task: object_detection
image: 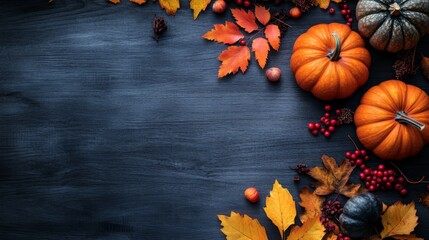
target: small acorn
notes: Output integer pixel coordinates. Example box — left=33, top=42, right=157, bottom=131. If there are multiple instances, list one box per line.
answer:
left=244, top=187, right=260, bottom=203
left=265, top=67, right=281, bottom=82
left=212, top=0, right=226, bottom=14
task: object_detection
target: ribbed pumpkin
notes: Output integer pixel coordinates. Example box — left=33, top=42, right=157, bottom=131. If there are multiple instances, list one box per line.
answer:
left=355, top=80, right=429, bottom=160
left=290, top=23, right=371, bottom=100
left=356, top=0, right=429, bottom=53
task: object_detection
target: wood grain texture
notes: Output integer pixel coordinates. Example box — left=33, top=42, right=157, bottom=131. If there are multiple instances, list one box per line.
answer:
left=0, top=1, right=428, bottom=239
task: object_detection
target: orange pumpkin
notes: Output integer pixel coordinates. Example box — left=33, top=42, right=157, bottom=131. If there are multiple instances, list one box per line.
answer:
left=355, top=80, right=429, bottom=160
left=290, top=23, right=371, bottom=100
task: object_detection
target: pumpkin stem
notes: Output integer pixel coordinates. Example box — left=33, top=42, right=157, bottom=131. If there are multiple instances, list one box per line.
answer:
left=395, top=111, right=425, bottom=131
left=389, top=2, right=401, bottom=16
left=327, top=33, right=341, bottom=61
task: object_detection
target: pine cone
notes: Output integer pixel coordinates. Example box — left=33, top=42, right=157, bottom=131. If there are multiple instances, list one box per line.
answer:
left=153, top=15, right=167, bottom=41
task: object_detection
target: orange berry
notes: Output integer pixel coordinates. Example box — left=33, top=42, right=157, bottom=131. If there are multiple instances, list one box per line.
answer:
left=244, top=187, right=260, bottom=203
left=289, top=7, right=302, bottom=19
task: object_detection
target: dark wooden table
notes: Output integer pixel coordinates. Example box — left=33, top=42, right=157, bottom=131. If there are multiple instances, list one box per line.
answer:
left=1, top=1, right=428, bottom=239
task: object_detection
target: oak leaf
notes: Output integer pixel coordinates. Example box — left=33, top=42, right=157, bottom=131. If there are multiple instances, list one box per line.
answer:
left=130, top=0, right=147, bottom=4
left=420, top=193, right=429, bottom=208
left=421, top=55, right=429, bottom=80
left=218, top=46, right=250, bottom=78
left=252, top=38, right=270, bottom=68
left=218, top=212, right=268, bottom=240
left=314, top=0, right=342, bottom=9
left=287, top=216, right=325, bottom=240
left=190, top=0, right=211, bottom=20
left=264, top=180, right=296, bottom=239
left=255, top=5, right=271, bottom=26
left=159, top=0, right=180, bottom=15
left=203, top=22, right=244, bottom=45
left=265, top=24, right=281, bottom=51
left=231, top=8, right=259, bottom=33
left=308, top=154, right=363, bottom=197
left=380, top=201, right=418, bottom=239
left=298, top=187, right=324, bottom=223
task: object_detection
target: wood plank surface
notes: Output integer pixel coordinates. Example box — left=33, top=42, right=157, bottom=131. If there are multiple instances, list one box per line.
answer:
left=0, top=0, right=428, bottom=239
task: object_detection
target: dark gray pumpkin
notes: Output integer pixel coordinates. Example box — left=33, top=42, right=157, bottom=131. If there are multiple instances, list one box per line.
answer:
left=356, top=0, right=429, bottom=53
left=339, top=192, right=382, bottom=239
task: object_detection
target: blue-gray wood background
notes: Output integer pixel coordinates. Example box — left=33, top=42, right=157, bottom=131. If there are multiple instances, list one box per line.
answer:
left=1, top=0, right=428, bottom=239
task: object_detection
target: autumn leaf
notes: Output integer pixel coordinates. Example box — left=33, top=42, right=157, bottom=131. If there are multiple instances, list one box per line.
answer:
left=255, top=5, right=271, bottom=26
left=391, top=235, right=423, bottom=240
left=298, top=187, right=324, bottom=223
left=130, top=0, right=147, bottom=4
left=218, top=46, right=250, bottom=78
left=265, top=24, right=281, bottom=51
left=421, top=55, right=429, bottom=80
left=264, top=180, right=296, bottom=239
left=218, top=212, right=268, bottom=240
left=109, top=0, right=121, bottom=3
left=190, top=0, right=211, bottom=20
left=159, top=0, right=180, bottom=15
left=287, top=216, right=325, bottom=240
left=231, top=8, right=259, bottom=33
left=203, top=22, right=244, bottom=45
left=308, top=154, right=364, bottom=198
left=380, top=201, right=418, bottom=239
left=420, top=193, right=429, bottom=208
left=252, top=38, right=270, bottom=68
left=314, top=0, right=342, bottom=9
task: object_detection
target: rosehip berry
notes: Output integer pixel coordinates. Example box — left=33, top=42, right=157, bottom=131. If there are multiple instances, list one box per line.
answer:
left=377, top=164, right=385, bottom=171
left=324, top=105, right=332, bottom=112
left=239, top=39, right=246, bottom=46
left=347, top=9, right=351, bottom=14
left=360, top=173, right=366, bottom=179
left=364, top=155, right=370, bottom=161
left=377, top=171, right=384, bottom=178
left=329, top=8, right=335, bottom=14
left=354, top=150, right=360, bottom=156
left=360, top=164, right=367, bottom=170
left=308, top=122, right=315, bottom=130
left=243, top=0, right=251, bottom=8
left=328, top=126, right=335, bottom=132
left=314, top=123, right=321, bottom=129
left=364, top=169, right=371, bottom=175
left=343, top=4, right=348, bottom=9
left=312, top=130, right=319, bottom=136
left=395, top=183, right=403, bottom=191
left=346, top=22, right=351, bottom=27
left=348, top=18, right=353, bottom=23
left=330, top=119, right=338, bottom=126
left=289, top=7, right=302, bottom=19
left=320, top=128, right=326, bottom=133
left=335, top=109, right=341, bottom=115
left=388, top=176, right=395, bottom=182
left=400, top=188, right=408, bottom=196
left=386, top=182, right=393, bottom=189
left=369, top=185, right=375, bottom=191
left=320, top=116, right=326, bottom=122
left=324, top=113, right=330, bottom=118
left=212, top=0, right=227, bottom=14
left=387, top=169, right=395, bottom=176
left=398, top=177, right=405, bottom=183
left=345, top=151, right=351, bottom=158
left=356, top=159, right=363, bottom=165
left=360, top=149, right=367, bottom=156
left=426, top=184, right=429, bottom=192
left=382, top=176, right=388, bottom=182
left=244, top=187, right=259, bottom=203
left=235, top=0, right=243, bottom=5
left=351, top=154, right=357, bottom=160
left=341, top=9, right=347, bottom=15
left=324, top=131, right=331, bottom=138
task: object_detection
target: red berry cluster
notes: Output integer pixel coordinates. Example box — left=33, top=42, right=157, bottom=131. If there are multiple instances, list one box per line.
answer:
left=308, top=105, right=341, bottom=138
left=338, top=1, right=353, bottom=27
left=337, top=233, right=351, bottom=240
left=359, top=164, right=408, bottom=196
left=235, top=0, right=251, bottom=8
left=321, top=200, right=343, bottom=232
left=345, top=149, right=369, bottom=166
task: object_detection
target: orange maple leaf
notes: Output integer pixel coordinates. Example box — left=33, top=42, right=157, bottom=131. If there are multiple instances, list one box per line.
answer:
left=298, top=187, right=324, bottom=223
left=203, top=22, right=244, bottom=45
left=130, top=0, right=147, bottom=4
left=314, top=0, right=342, bottom=9
left=265, top=24, right=280, bottom=51
left=159, top=0, right=180, bottom=15
left=252, top=38, right=270, bottom=68
left=255, top=5, right=270, bottom=26
left=231, top=8, right=259, bottom=33
left=109, top=0, right=121, bottom=3
left=308, top=155, right=364, bottom=197
left=287, top=216, right=326, bottom=240
left=218, top=212, right=268, bottom=240
left=218, top=46, right=250, bottom=78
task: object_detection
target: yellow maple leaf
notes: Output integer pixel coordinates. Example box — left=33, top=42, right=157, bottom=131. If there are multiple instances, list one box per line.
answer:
left=130, top=0, right=147, bottom=4
left=314, top=0, right=341, bottom=9
left=287, top=216, right=325, bottom=240
left=380, top=201, right=418, bottom=239
left=264, top=180, right=296, bottom=239
left=218, top=212, right=268, bottom=240
left=190, top=0, right=211, bottom=20
left=159, top=0, right=180, bottom=15
left=420, top=193, right=429, bottom=208
left=391, top=235, right=424, bottom=240
left=298, top=187, right=324, bottom=223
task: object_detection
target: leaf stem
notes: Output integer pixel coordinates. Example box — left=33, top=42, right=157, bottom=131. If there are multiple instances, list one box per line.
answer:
left=389, top=162, right=429, bottom=184
left=271, top=16, right=293, bottom=28
left=347, top=135, right=360, bottom=151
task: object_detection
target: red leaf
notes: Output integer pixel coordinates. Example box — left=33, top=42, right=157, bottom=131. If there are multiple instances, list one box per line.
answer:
left=265, top=24, right=281, bottom=51
left=252, top=38, right=270, bottom=68
left=255, top=5, right=270, bottom=26
left=203, top=22, right=244, bottom=45
left=218, top=46, right=251, bottom=78
left=231, top=8, right=259, bottom=33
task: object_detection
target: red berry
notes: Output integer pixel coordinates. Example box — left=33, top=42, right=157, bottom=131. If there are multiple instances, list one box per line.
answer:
left=244, top=187, right=260, bottom=203
left=308, top=123, right=315, bottom=130
left=398, top=177, right=405, bottom=183
left=240, top=39, right=246, bottom=46
left=387, top=170, right=395, bottom=176
left=377, top=164, right=385, bottom=171
left=341, top=9, right=347, bottom=15
left=345, top=15, right=350, bottom=19
left=348, top=18, right=353, bottom=23
left=343, top=4, right=348, bottom=9
left=324, top=131, right=331, bottom=138
left=314, top=123, right=321, bottom=129
left=360, top=173, right=366, bottom=179
left=377, top=171, right=383, bottom=178
left=386, top=182, right=393, bottom=189
left=345, top=151, right=351, bottom=158
left=328, top=126, right=335, bottom=132
left=330, top=119, right=338, bottom=126
left=360, top=164, right=367, bottom=170
left=243, top=0, right=251, bottom=8
left=350, top=160, right=355, bottom=165
left=369, top=185, right=375, bottom=191
left=320, top=116, right=326, bottom=122
left=347, top=9, right=351, bottom=14
left=324, top=105, right=332, bottom=112
left=344, top=237, right=350, bottom=240
left=364, top=169, right=371, bottom=175
left=395, top=183, right=403, bottom=191
left=320, top=128, right=326, bottom=133
left=426, top=184, right=429, bottom=192
left=372, top=170, right=378, bottom=175
left=356, top=159, right=363, bottom=165
left=382, top=176, right=388, bottom=182
left=365, top=176, right=371, bottom=181
left=335, top=109, right=341, bottom=115
left=388, top=176, right=395, bottom=182
left=354, top=150, right=360, bottom=156
left=235, top=0, right=243, bottom=5
left=289, top=7, right=302, bottom=19
left=324, top=113, right=330, bottom=118
left=351, top=154, right=357, bottom=160
left=346, top=22, right=351, bottom=27
left=312, top=130, right=319, bottom=136
left=364, top=155, right=370, bottom=161
left=400, top=188, right=408, bottom=196
left=360, top=149, right=367, bottom=156
left=329, top=8, right=335, bottom=14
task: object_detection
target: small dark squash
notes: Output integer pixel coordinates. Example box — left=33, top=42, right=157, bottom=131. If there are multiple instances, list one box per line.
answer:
left=339, top=192, right=382, bottom=239
left=356, top=0, right=429, bottom=53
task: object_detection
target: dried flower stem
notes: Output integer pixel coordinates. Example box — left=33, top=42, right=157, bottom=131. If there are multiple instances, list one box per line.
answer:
left=347, top=135, right=360, bottom=151
left=390, top=162, right=429, bottom=184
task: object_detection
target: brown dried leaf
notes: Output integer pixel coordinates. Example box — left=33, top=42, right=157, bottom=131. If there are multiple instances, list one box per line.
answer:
left=298, top=187, right=324, bottom=223
left=308, top=155, right=364, bottom=197
left=420, top=193, right=429, bottom=208
left=421, top=55, right=429, bottom=80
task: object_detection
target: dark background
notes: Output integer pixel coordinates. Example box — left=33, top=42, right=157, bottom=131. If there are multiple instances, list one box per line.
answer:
left=0, top=0, right=428, bottom=239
